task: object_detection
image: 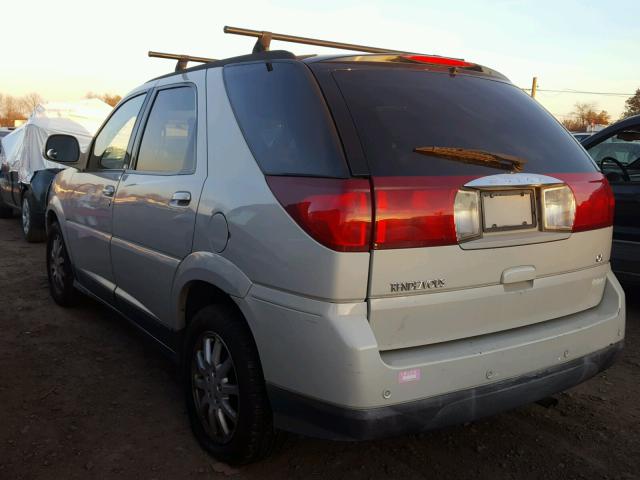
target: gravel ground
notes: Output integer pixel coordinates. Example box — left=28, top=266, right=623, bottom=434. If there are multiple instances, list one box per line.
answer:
left=0, top=216, right=639, bottom=480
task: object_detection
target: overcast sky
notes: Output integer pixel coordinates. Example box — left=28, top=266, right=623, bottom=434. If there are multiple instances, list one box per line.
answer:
left=2, top=0, right=638, bottom=120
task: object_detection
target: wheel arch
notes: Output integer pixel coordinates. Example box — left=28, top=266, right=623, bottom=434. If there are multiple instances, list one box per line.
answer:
left=45, top=196, right=66, bottom=235
left=172, top=251, right=253, bottom=332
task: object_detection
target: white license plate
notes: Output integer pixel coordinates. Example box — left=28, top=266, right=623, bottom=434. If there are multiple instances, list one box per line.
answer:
left=482, top=190, right=534, bottom=231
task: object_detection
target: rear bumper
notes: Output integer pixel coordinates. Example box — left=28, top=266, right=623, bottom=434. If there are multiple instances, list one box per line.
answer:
left=237, top=269, right=625, bottom=439
left=268, top=341, right=622, bottom=440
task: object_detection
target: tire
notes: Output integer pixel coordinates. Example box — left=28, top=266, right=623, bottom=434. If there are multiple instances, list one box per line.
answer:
left=184, top=304, right=278, bottom=465
left=21, top=194, right=45, bottom=242
left=47, top=222, right=77, bottom=307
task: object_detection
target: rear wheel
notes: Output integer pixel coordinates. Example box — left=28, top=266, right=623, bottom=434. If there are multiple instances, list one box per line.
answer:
left=47, top=222, right=77, bottom=306
left=21, top=194, right=45, bottom=242
left=184, top=305, right=278, bottom=465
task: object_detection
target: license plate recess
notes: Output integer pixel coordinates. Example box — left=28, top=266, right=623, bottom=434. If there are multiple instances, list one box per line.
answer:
left=482, top=190, right=535, bottom=232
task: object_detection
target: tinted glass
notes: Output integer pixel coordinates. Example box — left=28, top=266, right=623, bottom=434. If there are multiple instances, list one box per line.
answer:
left=136, top=87, right=197, bottom=173
left=587, top=130, right=640, bottom=182
left=224, top=61, right=348, bottom=177
left=92, top=94, right=145, bottom=169
left=334, top=68, right=597, bottom=176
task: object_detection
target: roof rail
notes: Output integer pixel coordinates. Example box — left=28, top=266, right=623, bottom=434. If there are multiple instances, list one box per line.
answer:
left=223, top=26, right=411, bottom=55
left=148, top=51, right=217, bottom=72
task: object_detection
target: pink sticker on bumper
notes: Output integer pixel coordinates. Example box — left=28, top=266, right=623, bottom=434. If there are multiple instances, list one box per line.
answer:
left=398, top=368, right=421, bottom=384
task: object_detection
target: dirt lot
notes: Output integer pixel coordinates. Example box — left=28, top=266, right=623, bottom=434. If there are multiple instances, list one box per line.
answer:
left=0, top=217, right=639, bottom=480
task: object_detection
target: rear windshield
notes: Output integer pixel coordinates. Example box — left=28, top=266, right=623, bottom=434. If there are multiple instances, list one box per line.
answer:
left=224, top=61, right=349, bottom=177
left=333, top=68, right=596, bottom=176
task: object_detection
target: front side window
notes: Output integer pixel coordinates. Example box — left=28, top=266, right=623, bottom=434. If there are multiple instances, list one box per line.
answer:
left=135, top=87, right=197, bottom=173
left=92, top=94, right=146, bottom=170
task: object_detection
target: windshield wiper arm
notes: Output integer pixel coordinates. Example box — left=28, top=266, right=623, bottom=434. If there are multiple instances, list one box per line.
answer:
left=413, top=146, right=527, bottom=172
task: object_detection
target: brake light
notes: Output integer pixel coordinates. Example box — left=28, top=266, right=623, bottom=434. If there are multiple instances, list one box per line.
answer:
left=373, top=177, right=474, bottom=249
left=266, top=176, right=372, bottom=252
left=555, top=173, right=615, bottom=232
left=403, top=55, right=474, bottom=68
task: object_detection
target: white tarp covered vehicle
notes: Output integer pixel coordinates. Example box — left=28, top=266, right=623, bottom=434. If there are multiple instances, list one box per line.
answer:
left=0, top=99, right=112, bottom=241
left=0, top=99, right=112, bottom=184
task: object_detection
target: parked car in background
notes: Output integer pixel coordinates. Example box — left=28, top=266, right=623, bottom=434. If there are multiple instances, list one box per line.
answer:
left=572, top=132, right=592, bottom=142
left=0, top=100, right=111, bottom=241
left=581, top=114, right=640, bottom=284
left=43, top=36, right=625, bottom=465
left=0, top=128, right=11, bottom=156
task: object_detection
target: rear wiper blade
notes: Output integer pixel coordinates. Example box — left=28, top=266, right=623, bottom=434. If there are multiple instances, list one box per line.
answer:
left=413, top=146, right=527, bottom=172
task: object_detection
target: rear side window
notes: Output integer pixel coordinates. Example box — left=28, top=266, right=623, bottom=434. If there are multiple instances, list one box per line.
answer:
left=224, top=61, right=349, bottom=177
left=136, top=87, right=197, bottom=173
left=333, top=68, right=596, bottom=176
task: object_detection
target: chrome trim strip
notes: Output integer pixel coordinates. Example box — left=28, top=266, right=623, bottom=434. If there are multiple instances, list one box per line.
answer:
left=465, top=173, right=563, bottom=188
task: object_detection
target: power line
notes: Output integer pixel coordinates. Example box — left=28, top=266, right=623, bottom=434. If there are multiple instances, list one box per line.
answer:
left=521, top=88, right=634, bottom=97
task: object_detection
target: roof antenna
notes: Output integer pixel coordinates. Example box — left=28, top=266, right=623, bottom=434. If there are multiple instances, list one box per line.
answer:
left=253, top=31, right=272, bottom=53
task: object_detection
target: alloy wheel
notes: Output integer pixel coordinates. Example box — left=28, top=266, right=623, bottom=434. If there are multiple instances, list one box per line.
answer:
left=22, top=198, right=30, bottom=235
left=191, top=332, right=239, bottom=443
left=49, top=234, right=66, bottom=291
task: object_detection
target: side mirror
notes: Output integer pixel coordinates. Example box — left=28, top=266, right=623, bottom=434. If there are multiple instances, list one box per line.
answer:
left=44, top=134, right=80, bottom=163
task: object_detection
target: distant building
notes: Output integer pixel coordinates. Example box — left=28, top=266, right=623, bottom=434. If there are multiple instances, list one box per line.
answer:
left=586, top=122, right=606, bottom=133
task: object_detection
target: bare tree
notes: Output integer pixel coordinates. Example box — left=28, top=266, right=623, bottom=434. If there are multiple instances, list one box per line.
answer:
left=562, top=102, right=610, bottom=132
left=0, top=95, right=29, bottom=127
left=86, top=92, right=122, bottom=107
left=20, top=92, right=44, bottom=114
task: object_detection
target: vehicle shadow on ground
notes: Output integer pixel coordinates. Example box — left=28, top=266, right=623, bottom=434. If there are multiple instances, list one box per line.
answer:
left=0, top=216, right=637, bottom=480
left=42, top=284, right=640, bottom=479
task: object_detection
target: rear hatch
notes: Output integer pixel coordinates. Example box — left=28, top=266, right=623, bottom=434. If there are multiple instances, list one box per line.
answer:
left=314, top=59, right=615, bottom=351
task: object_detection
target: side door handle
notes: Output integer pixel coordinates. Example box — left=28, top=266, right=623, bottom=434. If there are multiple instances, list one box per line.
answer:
left=170, top=191, right=191, bottom=207
left=102, top=185, right=115, bottom=197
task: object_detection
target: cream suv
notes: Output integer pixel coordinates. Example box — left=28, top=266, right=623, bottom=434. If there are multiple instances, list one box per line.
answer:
left=44, top=42, right=625, bottom=464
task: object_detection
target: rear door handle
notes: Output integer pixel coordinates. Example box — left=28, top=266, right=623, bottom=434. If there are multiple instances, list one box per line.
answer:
left=170, top=191, right=191, bottom=207
left=102, top=185, right=115, bottom=197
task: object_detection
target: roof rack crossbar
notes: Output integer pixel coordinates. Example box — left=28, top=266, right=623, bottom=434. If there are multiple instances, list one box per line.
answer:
left=148, top=51, right=217, bottom=72
left=223, top=26, right=411, bottom=55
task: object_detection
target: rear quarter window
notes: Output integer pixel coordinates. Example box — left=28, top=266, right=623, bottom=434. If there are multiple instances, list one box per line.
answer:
left=333, top=68, right=597, bottom=176
left=224, top=60, right=349, bottom=177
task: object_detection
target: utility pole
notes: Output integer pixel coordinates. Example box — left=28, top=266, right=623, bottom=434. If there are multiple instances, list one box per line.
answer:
left=531, top=77, right=538, bottom=98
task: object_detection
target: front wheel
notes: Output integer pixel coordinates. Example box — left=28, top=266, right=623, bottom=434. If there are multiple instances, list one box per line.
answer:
left=184, top=304, right=278, bottom=465
left=47, top=222, right=77, bottom=306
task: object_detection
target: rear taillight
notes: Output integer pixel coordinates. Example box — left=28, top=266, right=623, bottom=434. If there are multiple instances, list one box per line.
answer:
left=372, top=177, right=473, bottom=249
left=266, top=176, right=372, bottom=252
left=555, top=173, right=615, bottom=232
left=267, top=172, right=613, bottom=253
